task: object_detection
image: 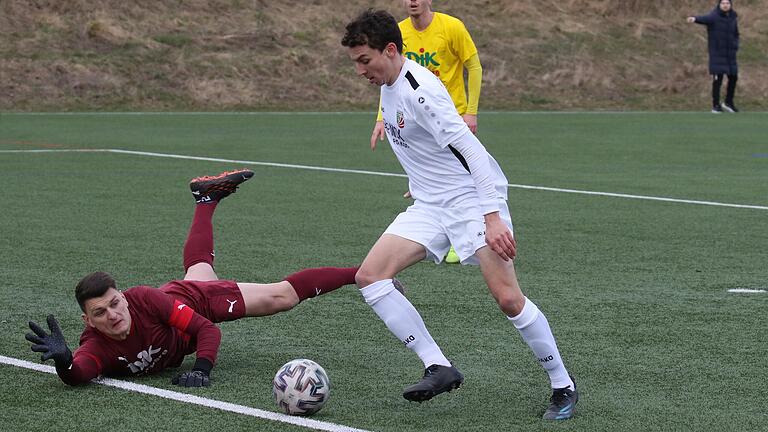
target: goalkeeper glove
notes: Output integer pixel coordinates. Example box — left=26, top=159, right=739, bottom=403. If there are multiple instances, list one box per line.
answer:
left=26, top=315, right=73, bottom=369
left=172, top=358, right=213, bottom=387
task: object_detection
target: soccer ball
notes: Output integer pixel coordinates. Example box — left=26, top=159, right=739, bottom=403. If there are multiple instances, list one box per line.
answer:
left=272, top=359, right=331, bottom=416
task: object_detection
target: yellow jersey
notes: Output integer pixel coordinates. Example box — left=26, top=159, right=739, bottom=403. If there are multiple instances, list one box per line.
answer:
left=399, top=12, right=478, bottom=115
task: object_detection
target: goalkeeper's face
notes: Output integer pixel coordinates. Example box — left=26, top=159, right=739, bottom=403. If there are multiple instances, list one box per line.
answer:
left=82, top=288, right=132, bottom=341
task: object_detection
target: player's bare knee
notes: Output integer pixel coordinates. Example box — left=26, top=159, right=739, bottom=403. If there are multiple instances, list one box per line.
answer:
left=495, top=292, right=526, bottom=316
left=355, top=267, right=379, bottom=288
left=276, top=295, right=299, bottom=312
left=183, top=263, right=218, bottom=282
left=261, top=296, right=298, bottom=315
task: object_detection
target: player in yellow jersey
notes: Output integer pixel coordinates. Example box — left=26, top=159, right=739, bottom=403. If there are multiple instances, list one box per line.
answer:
left=371, top=0, right=483, bottom=264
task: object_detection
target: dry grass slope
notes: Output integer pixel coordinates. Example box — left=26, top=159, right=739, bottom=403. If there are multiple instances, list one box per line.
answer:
left=1, top=0, right=766, bottom=111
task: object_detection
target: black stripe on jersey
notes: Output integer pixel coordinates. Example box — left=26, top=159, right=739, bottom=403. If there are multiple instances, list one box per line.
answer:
left=447, top=145, right=471, bottom=173
left=405, top=71, right=420, bottom=90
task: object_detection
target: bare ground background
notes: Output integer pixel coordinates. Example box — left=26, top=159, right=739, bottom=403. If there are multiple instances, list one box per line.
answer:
left=1, top=0, right=766, bottom=111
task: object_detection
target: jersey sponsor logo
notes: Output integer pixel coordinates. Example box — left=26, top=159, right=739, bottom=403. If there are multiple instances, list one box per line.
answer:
left=405, top=48, right=440, bottom=68
left=383, top=120, right=408, bottom=148
left=396, top=110, right=405, bottom=128
left=405, top=50, right=441, bottom=77
left=177, top=303, right=187, bottom=310
left=118, top=345, right=168, bottom=374
left=226, top=299, right=237, bottom=313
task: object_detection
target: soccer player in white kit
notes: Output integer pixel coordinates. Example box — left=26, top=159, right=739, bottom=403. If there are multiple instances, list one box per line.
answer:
left=342, top=10, right=579, bottom=420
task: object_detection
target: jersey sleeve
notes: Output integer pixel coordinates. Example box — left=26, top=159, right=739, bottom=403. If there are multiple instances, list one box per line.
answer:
left=449, top=18, right=479, bottom=63
left=55, top=341, right=103, bottom=386
left=376, top=95, right=384, bottom=122
left=447, top=132, right=501, bottom=215
left=464, top=53, right=482, bottom=115
left=409, top=74, right=471, bottom=147
left=139, top=287, right=223, bottom=366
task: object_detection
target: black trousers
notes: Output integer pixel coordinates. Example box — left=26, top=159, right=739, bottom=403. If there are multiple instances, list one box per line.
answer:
left=712, top=73, right=738, bottom=107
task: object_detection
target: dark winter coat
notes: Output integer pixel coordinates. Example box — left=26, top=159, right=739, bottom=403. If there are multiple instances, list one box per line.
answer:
left=695, top=3, right=739, bottom=75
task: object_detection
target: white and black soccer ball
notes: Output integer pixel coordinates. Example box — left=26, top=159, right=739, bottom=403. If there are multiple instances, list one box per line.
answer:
left=272, top=359, right=331, bottom=416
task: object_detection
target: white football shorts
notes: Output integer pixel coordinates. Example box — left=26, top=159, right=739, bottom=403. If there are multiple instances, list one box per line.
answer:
left=383, top=200, right=514, bottom=265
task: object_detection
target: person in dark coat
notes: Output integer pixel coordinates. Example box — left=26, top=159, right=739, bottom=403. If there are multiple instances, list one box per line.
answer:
left=687, top=0, right=740, bottom=113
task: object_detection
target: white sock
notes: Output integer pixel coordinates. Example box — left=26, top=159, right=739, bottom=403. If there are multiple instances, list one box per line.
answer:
left=360, top=279, right=451, bottom=368
left=509, top=297, right=573, bottom=389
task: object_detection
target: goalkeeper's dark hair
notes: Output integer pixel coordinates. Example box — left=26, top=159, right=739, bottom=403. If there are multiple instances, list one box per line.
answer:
left=76, top=271, right=117, bottom=312
left=341, top=9, right=403, bottom=54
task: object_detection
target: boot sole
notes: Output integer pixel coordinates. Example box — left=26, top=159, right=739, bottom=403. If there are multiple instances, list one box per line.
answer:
left=402, top=379, right=463, bottom=402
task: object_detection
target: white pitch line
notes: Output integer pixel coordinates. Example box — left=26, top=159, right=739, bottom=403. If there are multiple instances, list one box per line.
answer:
left=3, top=148, right=768, bottom=211
left=0, top=149, right=107, bottom=153
left=505, top=183, right=768, bottom=210
left=727, top=288, right=767, bottom=293
left=0, top=354, right=372, bottom=432
left=103, top=149, right=768, bottom=211
left=107, top=149, right=408, bottom=178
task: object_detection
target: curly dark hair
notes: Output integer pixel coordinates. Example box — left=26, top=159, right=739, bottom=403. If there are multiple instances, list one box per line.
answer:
left=341, top=9, right=403, bottom=53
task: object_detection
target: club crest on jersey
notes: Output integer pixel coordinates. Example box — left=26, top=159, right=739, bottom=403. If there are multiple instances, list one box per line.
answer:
left=397, top=111, right=405, bottom=128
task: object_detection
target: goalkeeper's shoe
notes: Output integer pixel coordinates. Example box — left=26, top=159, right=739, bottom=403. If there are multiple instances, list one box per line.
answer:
left=543, top=376, right=579, bottom=420
left=190, top=169, right=254, bottom=204
left=402, top=363, right=463, bottom=402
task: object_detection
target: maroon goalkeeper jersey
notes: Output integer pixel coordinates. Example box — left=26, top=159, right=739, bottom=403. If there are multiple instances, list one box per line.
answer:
left=58, top=285, right=224, bottom=385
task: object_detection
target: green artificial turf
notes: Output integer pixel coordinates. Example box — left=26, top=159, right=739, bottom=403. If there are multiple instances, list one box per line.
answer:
left=0, top=112, right=766, bottom=431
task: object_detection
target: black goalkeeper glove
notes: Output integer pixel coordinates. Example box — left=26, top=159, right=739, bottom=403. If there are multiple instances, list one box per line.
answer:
left=172, top=358, right=212, bottom=387
left=25, top=314, right=73, bottom=369
left=172, top=370, right=210, bottom=387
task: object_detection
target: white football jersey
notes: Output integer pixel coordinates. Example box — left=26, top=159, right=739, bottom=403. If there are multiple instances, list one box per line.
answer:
left=380, top=58, right=508, bottom=210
